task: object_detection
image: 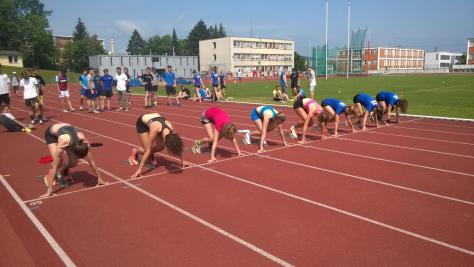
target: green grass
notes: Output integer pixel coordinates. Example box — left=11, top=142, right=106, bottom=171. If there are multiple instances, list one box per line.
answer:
left=2, top=66, right=80, bottom=84
left=132, top=74, right=474, bottom=119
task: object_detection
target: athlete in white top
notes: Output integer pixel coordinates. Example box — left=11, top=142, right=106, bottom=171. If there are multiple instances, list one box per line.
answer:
left=307, top=65, right=317, bottom=99
left=19, top=70, right=40, bottom=124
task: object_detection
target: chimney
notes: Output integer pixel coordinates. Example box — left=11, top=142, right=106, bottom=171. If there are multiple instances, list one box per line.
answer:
left=110, top=37, right=115, bottom=55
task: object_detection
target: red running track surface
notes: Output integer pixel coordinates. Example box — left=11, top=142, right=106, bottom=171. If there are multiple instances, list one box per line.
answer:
left=0, top=85, right=473, bottom=266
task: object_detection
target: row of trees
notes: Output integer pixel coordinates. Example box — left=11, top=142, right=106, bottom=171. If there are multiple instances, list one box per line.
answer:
left=0, top=0, right=57, bottom=68
left=127, top=20, right=226, bottom=56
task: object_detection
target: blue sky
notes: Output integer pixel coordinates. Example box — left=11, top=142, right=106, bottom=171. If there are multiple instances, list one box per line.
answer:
left=43, top=0, right=474, bottom=55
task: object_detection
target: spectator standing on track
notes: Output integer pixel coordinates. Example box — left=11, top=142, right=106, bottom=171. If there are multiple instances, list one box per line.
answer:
left=307, top=65, right=317, bottom=99
left=57, top=70, right=75, bottom=112
left=93, top=69, right=104, bottom=111
left=192, top=70, right=204, bottom=103
left=0, top=64, right=11, bottom=110
left=290, top=69, right=299, bottom=98
left=192, top=107, right=242, bottom=163
left=86, top=68, right=99, bottom=113
left=100, top=68, right=114, bottom=110
left=219, top=70, right=226, bottom=98
left=11, top=72, right=20, bottom=97
left=210, top=67, right=223, bottom=101
left=78, top=68, right=88, bottom=110
left=32, top=68, right=48, bottom=122
left=279, top=66, right=289, bottom=101
left=20, top=69, right=41, bottom=124
left=141, top=67, right=154, bottom=108
left=124, top=67, right=132, bottom=106
left=151, top=67, right=159, bottom=106
left=163, top=65, right=179, bottom=106
left=115, top=67, right=129, bottom=111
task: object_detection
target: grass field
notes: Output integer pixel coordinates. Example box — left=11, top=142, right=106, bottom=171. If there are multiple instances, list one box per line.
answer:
left=2, top=65, right=473, bottom=118
left=132, top=74, right=474, bottom=119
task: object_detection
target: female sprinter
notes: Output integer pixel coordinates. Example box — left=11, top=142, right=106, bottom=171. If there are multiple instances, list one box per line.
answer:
left=129, top=113, right=186, bottom=178
left=289, top=97, right=330, bottom=143
left=375, top=91, right=408, bottom=124
left=321, top=98, right=356, bottom=137
left=240, top=105, right=287, bottom=153
left=42, top=123, right=107, bottom=197
left=192, top=107, right=242, bottom=162
left=353, top=93, right=381, bottom=131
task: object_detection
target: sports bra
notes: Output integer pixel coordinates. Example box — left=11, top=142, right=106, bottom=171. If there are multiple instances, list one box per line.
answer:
left=57, top=126, right=79, bottom=146
left=259, top=106, right=277, bottom=119
left=147, top=117, right=172, bottom=133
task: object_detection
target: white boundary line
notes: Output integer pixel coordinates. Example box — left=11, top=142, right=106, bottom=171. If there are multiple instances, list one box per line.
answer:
left=366, top=132, right=474, bottom=146
left=408, top=121, right=474, bottom=129
left=0, top=175, right=76, bottom=266
left=399, top=113, right=474, bottom=122
left=20, top=131, right=293, bottom=267
left=394, top=126, right=474, bottom=136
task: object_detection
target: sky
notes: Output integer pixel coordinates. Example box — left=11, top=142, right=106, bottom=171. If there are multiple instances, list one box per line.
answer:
left=43, top=0, right=474, bottom=56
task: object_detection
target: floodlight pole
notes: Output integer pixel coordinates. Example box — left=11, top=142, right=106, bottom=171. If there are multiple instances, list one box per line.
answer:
left=346, top=0, right=351, bottom=79
left=325, top=0, right=328, bottom=80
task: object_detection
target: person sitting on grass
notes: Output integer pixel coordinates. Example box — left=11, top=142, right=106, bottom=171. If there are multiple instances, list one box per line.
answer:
left=197, top=87, right=212, bottom=102
left=289, top=97, right=330, bottom=143
left=321, top=98, right=357, bottom=137
left=375, top=91, right=408, bottom=124
left=294, top=85, right=307, bottom=100
left=177, top=85, right=191, bottom=99
left=42, top=122, right=108, bottom=197
left=129, top=113, right=186, bottom=178
left=239, top=105, right=287, bottom=153
left=192, top=107, right=242, bottom=163
left=273, top=85, right=288, bottom=103
left=353, top=93, right=382, bottom=131
left=0, top=106, right=35, bottom=133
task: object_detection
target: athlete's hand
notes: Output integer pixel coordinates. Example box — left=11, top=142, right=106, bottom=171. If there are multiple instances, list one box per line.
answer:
left=257, top=148, right=265, bottom=153
left=131, top=169, right=142, bottom=178
left=297, top=140, right=307, bottom=144
left=207, top=157, right=217, bottom=163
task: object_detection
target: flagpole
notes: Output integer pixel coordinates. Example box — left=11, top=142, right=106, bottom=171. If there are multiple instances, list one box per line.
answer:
left=346, top=0, right=351, bottom=78
left=325, top=0, right=328, bottom=80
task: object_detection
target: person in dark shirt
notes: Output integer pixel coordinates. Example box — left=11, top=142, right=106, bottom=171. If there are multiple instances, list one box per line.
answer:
left=141, top=67, right=154, bottom=108
left=100, top=68, right=114, bottom=110
left=177, top=85, right=191, bottom=99
left=290, top=69, right=299, bottom=98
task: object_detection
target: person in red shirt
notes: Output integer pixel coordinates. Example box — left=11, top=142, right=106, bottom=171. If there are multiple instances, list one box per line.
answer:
left=57, top=70, right=75, bottom=112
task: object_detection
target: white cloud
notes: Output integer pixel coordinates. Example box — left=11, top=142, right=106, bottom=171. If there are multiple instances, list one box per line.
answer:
left=114, top=19, right=147, bottom=35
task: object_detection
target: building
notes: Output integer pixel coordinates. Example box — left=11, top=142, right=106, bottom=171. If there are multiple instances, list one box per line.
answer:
left=0, top=51, right=23, bottom=67
left=424, top=52, right=462, bottom=70
left=468, top=38, right=474, bottom=65
left=53, top=35, right=105, bottom=51
left=89, top=55, right=199, bottom=78
left=337, top=47, right=424, bottom=74
left=199, top=37, right=294, bottom=77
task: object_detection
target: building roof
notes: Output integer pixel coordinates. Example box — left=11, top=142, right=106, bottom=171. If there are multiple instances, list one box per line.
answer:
left=201, top=36, right=293, bottom=43
left=53, top=34, right=105, bottom=41
left=0, top=50, right=20, bottom=55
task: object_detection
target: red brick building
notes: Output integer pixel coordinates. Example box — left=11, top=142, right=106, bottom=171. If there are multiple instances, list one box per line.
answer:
left=467, top=38, right=474, bottom=65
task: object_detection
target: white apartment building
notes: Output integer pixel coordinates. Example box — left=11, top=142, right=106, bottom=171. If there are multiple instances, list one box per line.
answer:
left=199, top=37, right=294, bottom=77
left=424, top=51, right=462, bottom=70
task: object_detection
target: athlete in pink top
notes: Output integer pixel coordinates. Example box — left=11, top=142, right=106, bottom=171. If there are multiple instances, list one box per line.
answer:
left=290, top=97, right=330, bottom=143
left=193, top=107, right=242, bottom=162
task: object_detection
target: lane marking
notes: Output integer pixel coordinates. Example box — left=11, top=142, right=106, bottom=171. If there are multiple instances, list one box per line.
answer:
left=0, top=175, right=76, bottom=266
left=394, top=126, right=474, bottom=136
left=366, top=131, right=474, bottom=146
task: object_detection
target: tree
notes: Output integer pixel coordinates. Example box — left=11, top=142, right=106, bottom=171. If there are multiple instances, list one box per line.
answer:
left=144, top=34, right=173, bottom=55
left=457, top=53, right=466, bottom=65
left=72, top=18, right=89, bottom=41
left=294, top=52, right=306, bottom=71
left=0, top=0, right=57, bottom=68
left=186, top=19, right=209, bottom=55
left=171, top=28, right=181, bottom=55
left=217, top=23, right=226, bottom=38
left=208, top=24, right=217, bottom=38
left=127, top=29, right=146, bottom=55
left=63, top=35, right=105, bottom=72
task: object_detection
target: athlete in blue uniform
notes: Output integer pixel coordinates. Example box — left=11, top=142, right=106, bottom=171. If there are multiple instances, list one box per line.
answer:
left=78, top=68, right=88, bottom=110
left=239, top=106, right=287, bottom=153
left=210, top=68, right=223, bottom=101
left=375, top=91, right=408, bottom=124
left=353, top=93, right=381, bottom=130
left=321, top=98, right=356, bottom=136
left=192, top=70, right=204, bottom=103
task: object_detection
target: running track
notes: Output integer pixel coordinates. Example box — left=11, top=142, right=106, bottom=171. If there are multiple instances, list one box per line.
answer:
left=0, top=85, right=473, bottom=266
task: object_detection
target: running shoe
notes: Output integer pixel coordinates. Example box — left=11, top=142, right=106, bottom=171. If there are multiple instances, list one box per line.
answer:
left=243, top=132, right=251, bottom=145
left=129, top=148, right=139, bottom=165
left=79, top=106, right=83, bottom=110
left=92, top=110, right=100, bottom=114
left=289, top=126, right=298, bottom=139
left=70, top=108, right=76, bottom=112
left=38, top=119, right=44, bottom=124
left=63, top=109, right=69, bottom=113
left=31, top=120, right=36, bottom=124
left=191, top=140, right=202, bottom=154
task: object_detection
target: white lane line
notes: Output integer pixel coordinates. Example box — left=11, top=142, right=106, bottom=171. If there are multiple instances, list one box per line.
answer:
left=394, top=126, right=474, bottom=136
left=366, top=131, right=474, bottom=146
left=195, top=164, right=474, bottom=256
left=338, top=138, right=474, bottom=159
left=0, top=175, right=76, bottom=267
left=408, top=121, right=474, bottom=129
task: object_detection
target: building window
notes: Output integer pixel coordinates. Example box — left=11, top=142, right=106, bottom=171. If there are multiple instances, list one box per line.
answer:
left=440, top=55, right=450, bottom=60
left=234, top=41, right=241, bottom=48
left=213, top=54, right=216, bottom=61
left=121, top=57, right=123, bottom=65
left=8, top=56, right=13, bottom=63
left=111, top=57, right=113, bottom=66
left=213, top=42, right=216, bottom=49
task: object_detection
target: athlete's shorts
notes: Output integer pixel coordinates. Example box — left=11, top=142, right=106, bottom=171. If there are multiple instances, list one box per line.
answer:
left=310, top=84, right=316, bottom=93
left=59, top=90, right=70, bottom=98
left=44, top=125, right=58, bottom=145
left=136, top=116, right=149, bottom=134
left=293, top=98, right=304, bottom=110
left=80, top=88, right=86, bottom=96
left=199, top=113, right=211, bottom=125
left=24, top=97, right=38, bottom=107
left=103, top=90, right=113, bottom=97
left=353, top=94, right=361, bottom=104
left=165, top=86, right=176, bottom=96
left=85, top=90, right=96, bottom=100
left=152, top=85, right=158, bottom=92
left=250, top=108, right=260, bottom=121
left=95, top=88, right=103, bottom=97
left=0, top=93, right=10, bottom=105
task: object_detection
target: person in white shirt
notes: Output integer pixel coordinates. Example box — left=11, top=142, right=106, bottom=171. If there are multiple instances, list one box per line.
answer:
left=0, top=64, right=11, bottom=110
left=306, top=65, right=317, bottom=99
left=115, top=67, right=129, bottom=111
left=20, top=69, right=41, bottom=124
